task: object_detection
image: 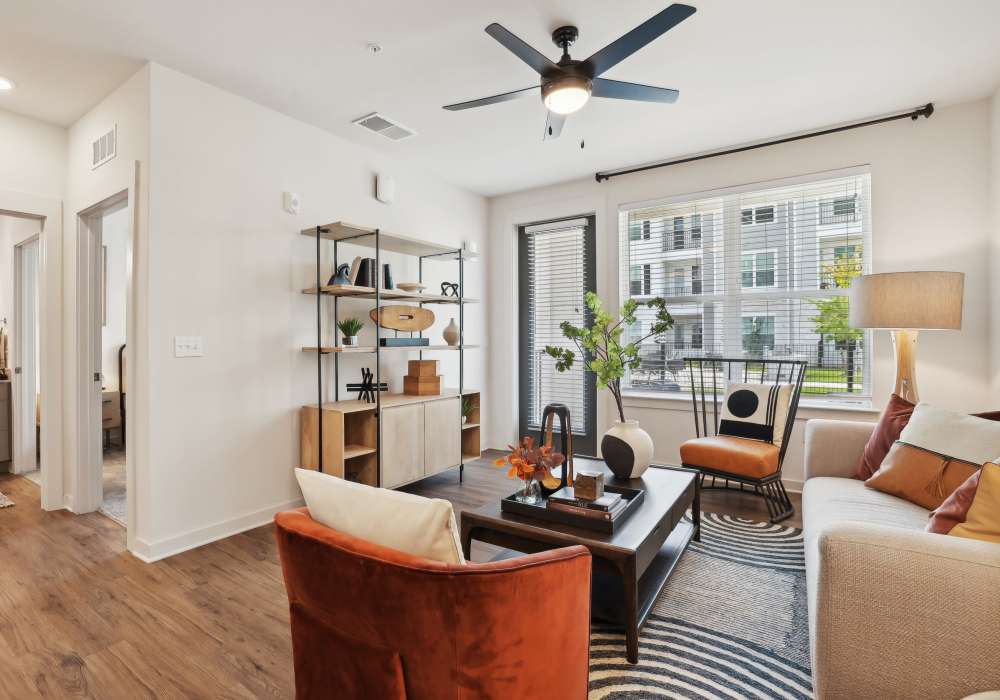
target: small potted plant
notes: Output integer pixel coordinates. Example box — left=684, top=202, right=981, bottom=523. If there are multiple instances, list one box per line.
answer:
left=461, top=397, right=473, bottom=424
left=337, top=318, right=364, bottom=347
left=545, top=292, right=673, bottom=479
left=494, top=436, right=565, bottom=504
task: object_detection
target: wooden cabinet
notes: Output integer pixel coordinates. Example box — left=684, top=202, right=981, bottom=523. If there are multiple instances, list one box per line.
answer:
left=423, top=397, right=461, bottom=476
left=299, top=390, right=480, bottom=490
left=380, top=403, right=425, bottom=489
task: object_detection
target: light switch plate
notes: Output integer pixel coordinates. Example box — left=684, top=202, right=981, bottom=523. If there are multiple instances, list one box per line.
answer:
left=174, top=335, right=204, bottom=357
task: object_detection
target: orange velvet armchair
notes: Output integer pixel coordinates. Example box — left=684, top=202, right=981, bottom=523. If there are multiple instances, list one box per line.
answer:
left=275, top=508, right=592, bottom=699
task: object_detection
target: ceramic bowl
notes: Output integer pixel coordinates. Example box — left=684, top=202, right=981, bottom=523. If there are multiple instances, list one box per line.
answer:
left=396, top=282, right=426, bottom=293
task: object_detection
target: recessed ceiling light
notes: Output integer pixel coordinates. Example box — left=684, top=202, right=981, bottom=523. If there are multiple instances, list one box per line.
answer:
left=0, top=76, right=15, bottom=91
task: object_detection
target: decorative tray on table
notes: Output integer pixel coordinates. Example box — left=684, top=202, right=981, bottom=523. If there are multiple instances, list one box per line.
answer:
left=499, top=484, right=644, bottom=534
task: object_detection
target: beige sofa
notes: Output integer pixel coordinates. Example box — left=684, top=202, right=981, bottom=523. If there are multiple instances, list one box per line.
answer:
left=802, top=419, right=1000, bottom=700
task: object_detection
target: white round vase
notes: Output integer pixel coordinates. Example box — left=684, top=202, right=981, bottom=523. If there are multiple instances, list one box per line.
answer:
left=600, top=420, right=654, bottom=479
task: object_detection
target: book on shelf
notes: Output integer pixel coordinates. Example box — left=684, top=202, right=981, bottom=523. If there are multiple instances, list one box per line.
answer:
left=355, top=258, right=370, bottom=288
left=348, top=256, right=363, bottom=285
left=547, top=498, right=627, bottom=521
left=547, top=487, right=622, bottom=512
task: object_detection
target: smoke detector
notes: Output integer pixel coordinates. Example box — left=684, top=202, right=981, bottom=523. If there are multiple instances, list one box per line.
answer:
left=352, top=112, right=415, bottom=141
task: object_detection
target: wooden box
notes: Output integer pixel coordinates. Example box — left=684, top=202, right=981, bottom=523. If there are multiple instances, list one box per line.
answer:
left=403, top=374, right=441, bottom=396
left=407, top=359, right=439, bottom=378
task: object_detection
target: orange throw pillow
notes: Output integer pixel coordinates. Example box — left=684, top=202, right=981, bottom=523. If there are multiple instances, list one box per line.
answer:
left=855, top=394, right=915, bottom=480
left=864, top=441, right=979, bottom=510
left=927, top=461, right=1000, bottom=543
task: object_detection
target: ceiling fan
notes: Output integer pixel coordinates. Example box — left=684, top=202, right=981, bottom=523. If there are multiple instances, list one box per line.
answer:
left=443, top=4, right=696, bottom=141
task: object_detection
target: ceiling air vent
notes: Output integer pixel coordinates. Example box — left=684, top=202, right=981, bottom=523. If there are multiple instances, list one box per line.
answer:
left=352, top=112, right=415, bottom=141
left=91, top=124, right=117, bottom=170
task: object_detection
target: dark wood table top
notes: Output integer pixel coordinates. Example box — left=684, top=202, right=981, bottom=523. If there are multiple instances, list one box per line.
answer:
left=461, top=458, right=696, bottom=556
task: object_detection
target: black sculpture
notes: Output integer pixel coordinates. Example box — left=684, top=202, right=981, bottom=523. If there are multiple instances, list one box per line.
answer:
left=539, top=403, right=574, bottom=496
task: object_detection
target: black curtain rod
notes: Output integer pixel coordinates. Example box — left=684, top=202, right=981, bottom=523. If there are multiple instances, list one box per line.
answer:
left=595, top=102, right=934, bottom=183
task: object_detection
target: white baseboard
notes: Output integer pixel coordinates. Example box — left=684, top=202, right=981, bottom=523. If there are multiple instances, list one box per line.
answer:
left=129, top=496, right=305, bottom=563
left=782, top=478, right=803, bottom=494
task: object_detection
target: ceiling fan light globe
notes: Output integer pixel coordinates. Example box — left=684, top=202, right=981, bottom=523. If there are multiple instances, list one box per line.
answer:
left=542, top=76, right=592, bottom=115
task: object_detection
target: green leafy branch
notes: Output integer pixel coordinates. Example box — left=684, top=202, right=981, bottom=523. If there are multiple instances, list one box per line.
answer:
left=544, top=292, right=674, bottom=422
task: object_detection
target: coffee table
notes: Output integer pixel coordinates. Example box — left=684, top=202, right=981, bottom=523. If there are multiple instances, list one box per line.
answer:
left=460, top=458, right=699, bottom=663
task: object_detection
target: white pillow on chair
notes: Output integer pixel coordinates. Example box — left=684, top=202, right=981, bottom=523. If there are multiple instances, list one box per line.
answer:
left=718, top=382, right=794, bottom=447
left=295, top=468, right=465, bottom=565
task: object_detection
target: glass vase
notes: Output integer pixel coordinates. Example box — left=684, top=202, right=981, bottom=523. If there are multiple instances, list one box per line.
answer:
left=515, top=479, right=541, bottom=505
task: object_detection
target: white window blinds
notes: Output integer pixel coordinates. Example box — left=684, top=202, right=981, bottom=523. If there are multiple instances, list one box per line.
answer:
left=619, top=171, right=871, bottom=403
left=523, top=218, right=592, bottom=432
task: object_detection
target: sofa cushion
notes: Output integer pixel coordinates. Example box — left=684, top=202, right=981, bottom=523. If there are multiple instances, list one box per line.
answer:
left=294, top=468, right=465, bottom=565
left=854, top=393, right=915, bottom=480
left=899, top=403, right=1000, bottom=466
left=680, top=435, right=780, bottom=479
left=927, top=461, right=1000, bottom=544
left=803, top=476, right=930, bottom=548
left=864, top=441, right=980, bottom=510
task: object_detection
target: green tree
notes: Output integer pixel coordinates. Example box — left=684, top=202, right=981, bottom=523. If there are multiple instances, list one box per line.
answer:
left=544, top=292, right=674, bottom=423
left=810, top=252, right=863, bottom=392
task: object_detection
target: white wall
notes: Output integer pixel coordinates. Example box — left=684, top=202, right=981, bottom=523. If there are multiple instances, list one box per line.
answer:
left=0, top=109, right=66, bottom=198
left=141, top=64, right=487, bottom=559
left=991, top=89, right=1000, bottom=398
left=488, top=98, right=996, bottom=489
left=65, top=65, right=149, bottom=524
left=101, top=204, right=128, bottom=391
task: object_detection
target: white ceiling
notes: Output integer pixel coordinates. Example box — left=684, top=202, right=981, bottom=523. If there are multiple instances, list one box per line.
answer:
left=2, top=0, right=1000, bottom=196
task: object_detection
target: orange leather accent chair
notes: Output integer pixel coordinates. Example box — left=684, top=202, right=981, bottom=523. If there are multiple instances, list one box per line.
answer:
left=679, top=435, right=780, bottom=480
left=275, top=508, right=592, bottom=699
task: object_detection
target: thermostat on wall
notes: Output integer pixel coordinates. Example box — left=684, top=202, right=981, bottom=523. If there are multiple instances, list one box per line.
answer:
left=375, top=174, right=395, bottom=204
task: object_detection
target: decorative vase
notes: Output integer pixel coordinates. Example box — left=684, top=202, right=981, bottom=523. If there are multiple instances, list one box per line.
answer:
left=600, top=420, right=654, bottom=480
left=329, top=263, right=352, bottom=286
left=342, top=335, right=357, bottom=347
left=443, top=318, right=460, bottom=346
left=382, top=263, right=394, bottom=290
left=515, top=479, right=541, bottom=505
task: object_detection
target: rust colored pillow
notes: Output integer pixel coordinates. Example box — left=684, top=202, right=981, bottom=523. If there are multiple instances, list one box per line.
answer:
left=855, top=394, right=916, bottom=480
left=864, top=441, right=980, bottom=510
left=928, top=461, right=1000, bottom=543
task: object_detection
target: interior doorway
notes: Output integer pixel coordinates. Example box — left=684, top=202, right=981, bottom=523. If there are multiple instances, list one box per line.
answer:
left=3, top=214, right=43, bottom=479
left=78, top=193, right=129, bottom=526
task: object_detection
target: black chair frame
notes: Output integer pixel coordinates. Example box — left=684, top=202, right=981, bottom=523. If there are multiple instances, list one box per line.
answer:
left=682, top=357, right=807, bottom=523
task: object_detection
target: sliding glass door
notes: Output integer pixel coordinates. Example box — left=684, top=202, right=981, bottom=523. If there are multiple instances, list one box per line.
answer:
left=518, top=215, right=597, bottom=456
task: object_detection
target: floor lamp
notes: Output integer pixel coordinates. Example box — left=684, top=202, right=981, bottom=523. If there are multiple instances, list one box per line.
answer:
left=849, top=271, right=964, bottom=404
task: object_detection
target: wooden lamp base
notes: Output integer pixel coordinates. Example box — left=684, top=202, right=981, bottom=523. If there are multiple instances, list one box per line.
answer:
left=891, top=329, right=920, bottom=404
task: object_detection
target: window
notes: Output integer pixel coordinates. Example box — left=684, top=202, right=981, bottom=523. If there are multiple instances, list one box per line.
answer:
left=691, top=214, right=702, bottom=244
left=673, top=216, right=685, bottom=249
left=820, top=195, right=858, bottom=225
left=741, top=251, right=776, bottom=288
left=742, top=205, right=775, bottom=225
left=630, top=219, right=652, bottom=241
left=619, top=170, right=871, bottom=402
left=630, top=264, right=651, bottom=296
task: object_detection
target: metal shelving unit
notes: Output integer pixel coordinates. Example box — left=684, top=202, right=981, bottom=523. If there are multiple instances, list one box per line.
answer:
left=301, top=222, right=478, bottom=485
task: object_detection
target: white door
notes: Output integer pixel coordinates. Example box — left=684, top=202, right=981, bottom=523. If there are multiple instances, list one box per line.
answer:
left=12, top=237, right=39, bottom=474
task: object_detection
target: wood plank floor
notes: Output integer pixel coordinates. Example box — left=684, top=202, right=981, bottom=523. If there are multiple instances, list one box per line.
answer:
left=0, top=454, right=800, bottom=698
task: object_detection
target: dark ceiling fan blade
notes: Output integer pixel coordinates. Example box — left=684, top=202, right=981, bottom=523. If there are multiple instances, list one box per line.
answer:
left=583, top=4, right=696, bottom=77
left=443, top=86, right=538, bottom=111
left=543, top=111, right=565, bottom=141
left=591, top=78, right=679, bottom=103
left=485, top=23, right=559, bottom=76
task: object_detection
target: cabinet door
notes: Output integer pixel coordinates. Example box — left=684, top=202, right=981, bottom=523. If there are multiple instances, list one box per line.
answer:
left=424, top=397, right=461, bottom=476
left=380, top=404, right=424, bottom=489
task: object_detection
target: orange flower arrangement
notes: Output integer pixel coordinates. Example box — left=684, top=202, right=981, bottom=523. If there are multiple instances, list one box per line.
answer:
left=495, top=436, right=565, bottom=490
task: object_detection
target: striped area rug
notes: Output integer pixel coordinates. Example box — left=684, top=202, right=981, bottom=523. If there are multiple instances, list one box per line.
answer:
left=589, top=512, right=812, bottom=699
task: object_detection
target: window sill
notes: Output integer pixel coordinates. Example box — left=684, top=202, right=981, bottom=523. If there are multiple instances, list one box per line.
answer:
left=621, top=390, right=877, bottom=416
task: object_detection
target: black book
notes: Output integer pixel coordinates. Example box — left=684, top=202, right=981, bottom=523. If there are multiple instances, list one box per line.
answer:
left=547, top=487, right=622, bottom=512
left=355, top=258, right=370, bottom=288
left=368, top=258, right=377, bottom=288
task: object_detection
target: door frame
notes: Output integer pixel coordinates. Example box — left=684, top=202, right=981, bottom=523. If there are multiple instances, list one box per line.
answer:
left=12, top=232, right=41, bottom=474
left=517, top=214, right=598, bottom=456
left=76, top=190, right=128, bottom=514
left=0, top=190, right=63, bottom=511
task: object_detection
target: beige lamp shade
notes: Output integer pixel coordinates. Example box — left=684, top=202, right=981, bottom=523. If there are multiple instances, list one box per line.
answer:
left=849, top=271, right=964, bottom=330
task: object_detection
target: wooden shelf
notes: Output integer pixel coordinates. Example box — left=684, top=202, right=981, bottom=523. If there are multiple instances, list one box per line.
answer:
left=302, top=345, right=480, bottom=354
left=461, top=422, right=480, bottom=430
left=300, top=222, right=477, bottom=260
left=343, top=444, right=377, bottom=460
left=305, top=389, right=466, bottom=414
left=301, top=285, right=479, bottom=304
